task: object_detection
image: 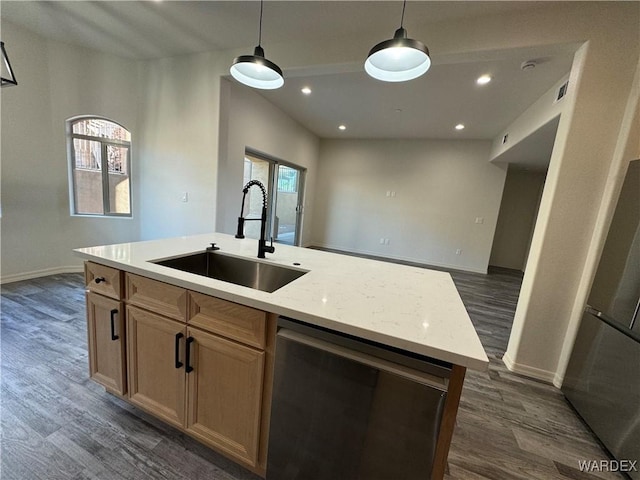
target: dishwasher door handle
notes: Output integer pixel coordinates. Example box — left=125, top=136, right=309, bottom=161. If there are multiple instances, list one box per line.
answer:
left=277, top=328, right=448, bottom=391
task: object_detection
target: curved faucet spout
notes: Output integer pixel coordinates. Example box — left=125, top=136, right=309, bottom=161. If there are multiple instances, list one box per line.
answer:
left=242, top=180, right=268, bottom=208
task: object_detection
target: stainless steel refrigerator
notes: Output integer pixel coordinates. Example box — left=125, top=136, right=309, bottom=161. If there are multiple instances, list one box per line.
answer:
left=563, top=159, right=640, bottom=479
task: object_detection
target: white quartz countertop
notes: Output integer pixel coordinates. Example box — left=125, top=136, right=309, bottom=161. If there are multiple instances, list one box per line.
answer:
left=74, top=233, right=489, bottom=371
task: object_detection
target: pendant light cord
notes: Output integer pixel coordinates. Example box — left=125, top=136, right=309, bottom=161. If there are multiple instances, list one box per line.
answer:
left=400, top=0, right=406, bottom=28
left=258, top=0, right=264, bottom=47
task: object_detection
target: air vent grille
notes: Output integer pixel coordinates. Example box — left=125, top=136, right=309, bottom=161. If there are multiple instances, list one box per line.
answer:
left=555, top=81, right=568, bottom=103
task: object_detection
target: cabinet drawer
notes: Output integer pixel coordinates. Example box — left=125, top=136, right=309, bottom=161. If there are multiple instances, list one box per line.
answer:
left=188, top=292, right=266, bottom=349
left=85, top=262, right=122, bottom=300
left=126, top=273, right=188, bottom=322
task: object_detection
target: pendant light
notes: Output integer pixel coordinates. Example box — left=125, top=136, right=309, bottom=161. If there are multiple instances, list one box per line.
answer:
left=230, top=0, right=283, bottom=90
left=1, top=41, right=18, bottom=87
left=365, top=1, right=431, bottom=82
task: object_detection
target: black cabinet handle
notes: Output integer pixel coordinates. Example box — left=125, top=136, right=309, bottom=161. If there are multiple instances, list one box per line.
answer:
left=175, top=332, right=184, bottom=369
left=110, top=309, right=119, bottom=341
left=95, top=277, right=106, bottom=284
left=185, top=337, right=194, bottom=373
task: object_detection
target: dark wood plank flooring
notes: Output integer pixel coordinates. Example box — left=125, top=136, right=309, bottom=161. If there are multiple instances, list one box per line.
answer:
left=444, top=268, right=623, bottom=480
left=0, top=271, right=622, bottom=479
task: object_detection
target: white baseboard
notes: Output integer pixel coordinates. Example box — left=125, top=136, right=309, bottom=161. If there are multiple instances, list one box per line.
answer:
left=552, top=372, right=565, bottom=389
left=1, top=266, right=84, bottom=284
left=309, top=242, right=488, bottom=274
left=502, top=352, right=556, bottom=384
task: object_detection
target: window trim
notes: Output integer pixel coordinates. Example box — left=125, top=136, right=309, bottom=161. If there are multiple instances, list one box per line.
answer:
left=66, top=115, right=133, bottom=218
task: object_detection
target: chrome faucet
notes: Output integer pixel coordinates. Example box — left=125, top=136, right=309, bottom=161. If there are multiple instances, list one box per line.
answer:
left=235, top=180, right=275, bottom=259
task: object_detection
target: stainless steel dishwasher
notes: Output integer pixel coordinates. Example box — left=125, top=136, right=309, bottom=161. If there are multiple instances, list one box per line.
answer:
left=267, top=317, right=451, bottom=480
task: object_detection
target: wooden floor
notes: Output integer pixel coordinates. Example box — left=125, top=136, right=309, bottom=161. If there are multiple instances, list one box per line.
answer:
left=0, top=271, right=622, bottom=480
left=445, top=268, right=623, bottom=480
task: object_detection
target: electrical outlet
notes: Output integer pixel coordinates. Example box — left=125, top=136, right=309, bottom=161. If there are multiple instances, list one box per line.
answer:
left=475, top=217, right=484, bottom=224
left=181, top=192, right=189, bottom=203
left=385, top=238, right=390, bottom=245
left=380, top=238, right=385, bottom=245
left=456, top=249, right=462, bottom=255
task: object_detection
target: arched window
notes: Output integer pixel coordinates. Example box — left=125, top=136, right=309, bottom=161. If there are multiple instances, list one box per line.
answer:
left=67, top=116, right=132, bottom=216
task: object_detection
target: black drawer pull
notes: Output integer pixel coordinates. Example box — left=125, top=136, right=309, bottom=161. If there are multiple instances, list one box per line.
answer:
left=185, top=337, right=194, bottom=373
left=95, top=277, right=106, bottom=284
left=175, top=332, right=184, bottom=369
left=110, top=309, right=119, bottom=341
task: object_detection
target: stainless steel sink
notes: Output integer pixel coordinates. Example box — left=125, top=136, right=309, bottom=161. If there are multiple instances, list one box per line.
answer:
left=153, top=251, right=308, bottom=293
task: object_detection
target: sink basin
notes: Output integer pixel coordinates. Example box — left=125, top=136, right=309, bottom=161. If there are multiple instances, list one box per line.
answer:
left=153, top=251, right=308, bottom=293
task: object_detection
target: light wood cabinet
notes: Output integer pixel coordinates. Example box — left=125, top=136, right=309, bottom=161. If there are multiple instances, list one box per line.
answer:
left=186, top=327, right=265, bottom=467
left=189, top=292, right=266, bottom=348
left=126, top=273, right=188, bottom=321
left=86, top=292, right=126, bottom=395
left=86, top=264, right=273, bottom=476
left=86, top=262, right=122, bottom=300
left=126, top=304, right=266, bottom=468
left=126, top=305, right=187, bottom=428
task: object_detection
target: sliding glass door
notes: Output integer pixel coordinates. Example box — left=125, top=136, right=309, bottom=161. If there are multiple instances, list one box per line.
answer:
left=274, top=165, right=304, bottom=246
left=243, top=152, right=305, bottom=246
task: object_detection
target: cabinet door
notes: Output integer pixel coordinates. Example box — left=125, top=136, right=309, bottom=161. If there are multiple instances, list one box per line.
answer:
left=186, top=327, right=265, bottom=467
left=86, top=292, right=126, bottom=395
left=126, top=306, right=187, bottom=428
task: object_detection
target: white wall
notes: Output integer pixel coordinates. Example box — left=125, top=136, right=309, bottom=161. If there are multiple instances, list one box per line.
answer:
left=555, top=60, right=640, bottom=385
left=502, top=12, right=638, bottom=383
left=136, top=51, right=226, bottom=241
left=0, top=21, right=140, bottom=282
left=490, top=75, right=570, bottom=161
left=312, top=139, right=505, bottom=273
left=216, top=78, right=320, bottom=246
left=490, top=167, right=546, bottom=271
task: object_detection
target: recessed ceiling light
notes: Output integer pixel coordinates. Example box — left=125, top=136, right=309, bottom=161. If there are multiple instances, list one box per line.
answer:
left=338, top=125, right=347, bottom=131
left=476, top=75, right=492, bottom=85
left=455, top=124, right=465, bottom=130
left=301, top=86, right=312, bottom=95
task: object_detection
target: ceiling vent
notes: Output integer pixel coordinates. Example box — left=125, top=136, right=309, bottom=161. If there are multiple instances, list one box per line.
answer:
left=554, top=80, right=569, bottom=103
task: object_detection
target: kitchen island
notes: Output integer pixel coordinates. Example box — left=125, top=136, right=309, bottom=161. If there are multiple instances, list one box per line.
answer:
left=74, top=233, right=488, bottom=479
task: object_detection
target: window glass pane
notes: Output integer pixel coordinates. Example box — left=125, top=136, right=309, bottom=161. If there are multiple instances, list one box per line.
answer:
left=72, top=118, right=131, bottom=142
left=73, top=138, right=101, bottom=171
left=275, top=165, right=300, bottom=245
left=108, top=174, right=131, bottom=215
left=107, top=144, right=128, bottom=174
left=73, top=139, right=104, bottom=214
left=277, top=165, right=298, bottom=193
left=107, top=146, right=131, bottom=214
